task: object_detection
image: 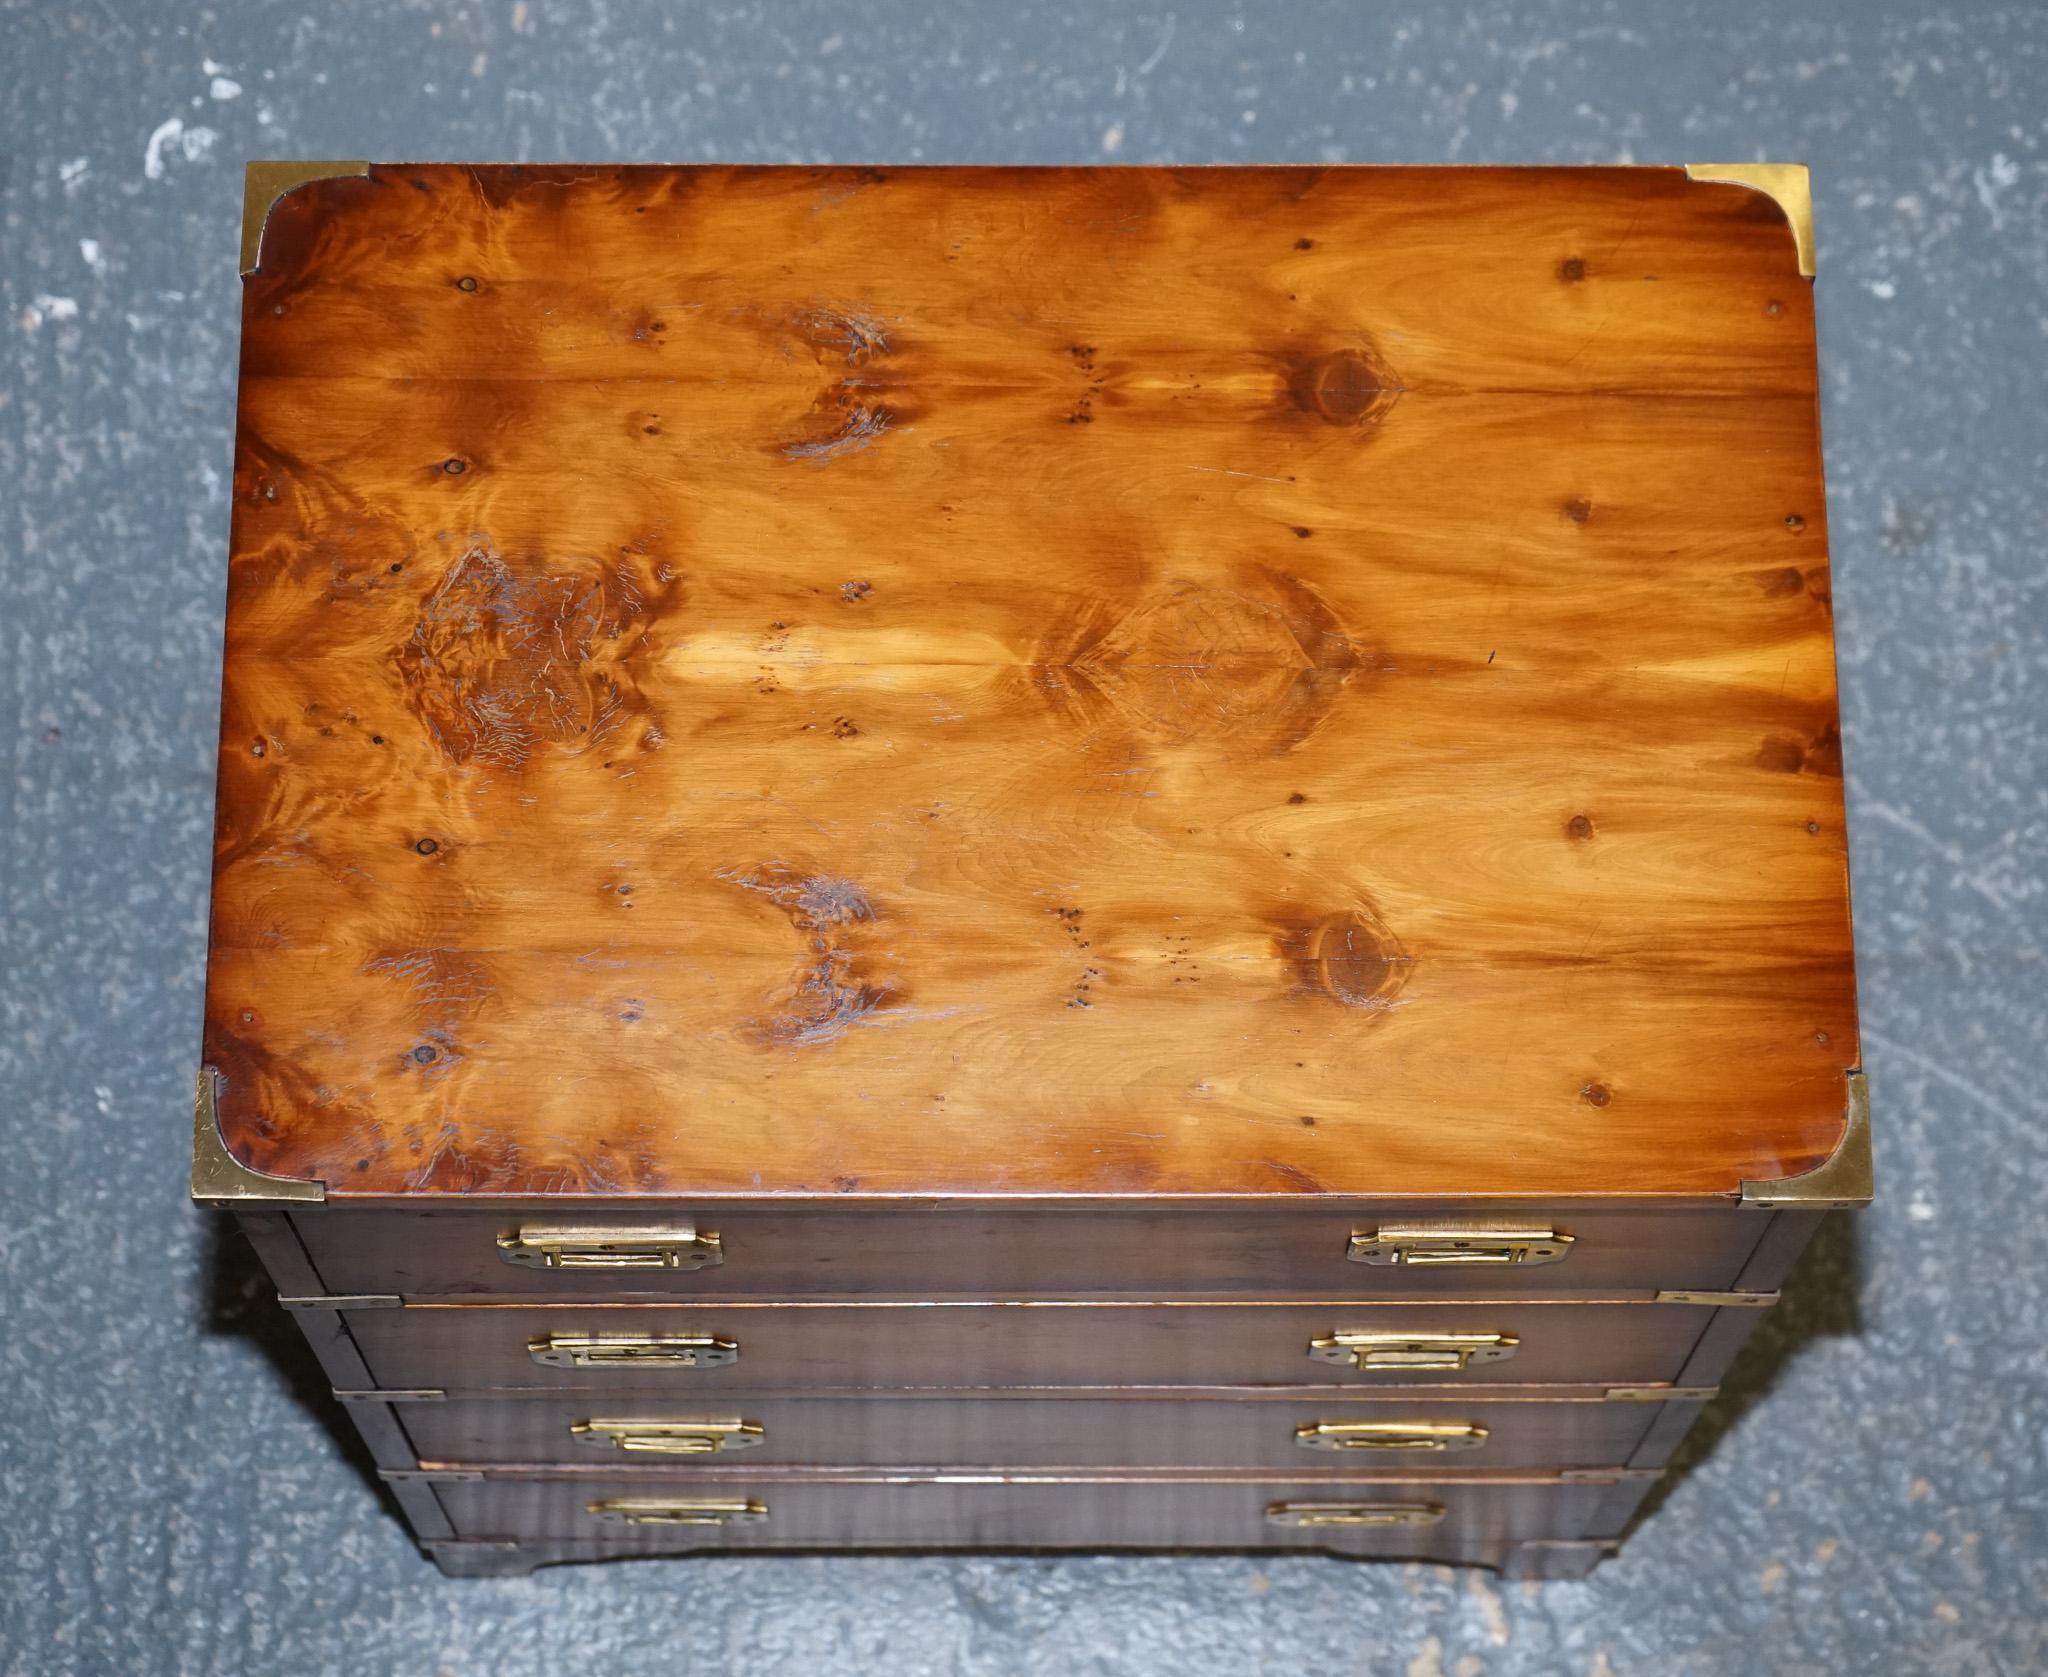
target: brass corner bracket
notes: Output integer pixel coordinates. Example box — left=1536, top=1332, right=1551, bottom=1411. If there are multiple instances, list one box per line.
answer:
left=191, top=1065, right=325, bottom=1207
left=241, top=159, right=370, bottom=275
left=1683, top=163, right=1814, bottom=277
left=1739, top=1070, right=1871, bottom=1211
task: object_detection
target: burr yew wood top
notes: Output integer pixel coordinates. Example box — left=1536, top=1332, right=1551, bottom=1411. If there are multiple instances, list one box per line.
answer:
left=205, top=163, right=1858, bottom=1202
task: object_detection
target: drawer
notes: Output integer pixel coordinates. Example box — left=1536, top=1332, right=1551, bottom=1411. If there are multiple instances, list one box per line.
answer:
left=395, top=1467, right=1645, bottom=1557
left=279, top=1202, right=1781, bottom=1301
left=364, top=1387, right=1699, bottom=1473
left=308, top=1296, right=1754, bottom=1392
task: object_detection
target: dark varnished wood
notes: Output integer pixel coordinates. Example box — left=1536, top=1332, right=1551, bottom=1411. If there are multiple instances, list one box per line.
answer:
left=418, top=1466, right=1625, bottom=1551
left=425, top=1528, right=1617, bottom=1577
left=228, top=1208, right=323, bottom=1297
left=208, top=164, right=1857, bottom=1204
left=333, top=1297, right=1730, bottom=1391
left=378, top=1388, right=1677, bottom=1474
left=286, top=1201, right=1773, bottom=1299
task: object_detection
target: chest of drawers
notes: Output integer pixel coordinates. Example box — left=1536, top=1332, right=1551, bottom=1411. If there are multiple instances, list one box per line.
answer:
left=197, top=159, right=1866, bottom=1579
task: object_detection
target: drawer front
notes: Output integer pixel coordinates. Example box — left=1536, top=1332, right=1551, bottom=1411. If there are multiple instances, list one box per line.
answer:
left=393, top=1390, right=1672, bottom=1473
left=290, top=1204, right=1768, bottom=1301
left=342, top=1299, right=1725, bottom=1391
left=420, top=1470, right=1623, bottom=1553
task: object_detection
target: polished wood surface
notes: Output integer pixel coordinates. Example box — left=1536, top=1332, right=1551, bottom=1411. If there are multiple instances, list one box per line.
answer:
left=289, top=1202, right=1771, bottom=1299
left=394, top=1389, right=1663, bottom=1472
left=339, top=1297, right=1724, bottom=1390
left=208, top=164, right=1855, bottom=1200
left=424, top=1467, right=1620, bottom=1549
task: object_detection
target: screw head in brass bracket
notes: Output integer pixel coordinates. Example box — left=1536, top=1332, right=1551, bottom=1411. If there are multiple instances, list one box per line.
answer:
left=1683, top=162, right=1815, bottom=278
left=241, top=159, right=370, bottom=275
left=1739, top=1070, right=1872, bottom=1211
left=191, top=1065, right=325, bottom=1207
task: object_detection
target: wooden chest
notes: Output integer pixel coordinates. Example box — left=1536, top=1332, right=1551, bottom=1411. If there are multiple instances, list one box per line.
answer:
left=197, top=160, right=1866, bottom=1580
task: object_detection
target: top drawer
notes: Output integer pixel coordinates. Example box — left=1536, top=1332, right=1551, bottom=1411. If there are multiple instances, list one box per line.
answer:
left=275, top=1202, right=1778, bottom=1302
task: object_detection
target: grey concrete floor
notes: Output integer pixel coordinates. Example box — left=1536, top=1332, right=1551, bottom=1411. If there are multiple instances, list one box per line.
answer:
left=3, top=2, right=2044, bottom=1673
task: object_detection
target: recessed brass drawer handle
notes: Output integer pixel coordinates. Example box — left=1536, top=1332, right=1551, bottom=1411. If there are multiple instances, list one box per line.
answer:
left=1308, top=1330, right=1520, bottom=1374
left=1346, top=1223, right=1573, bottom=1268
left=587, top=1497, right=768, bottom=1529
left=1266, top=1501, right=1446, bottom=1529
left=528, top=1333, right=739, bottom=1370
left=497, top=1224, right=724, bottom=1271
left=571, top=1417, right=765, bottom=1455
left=1295, top=1419, right=1488, bottom=1453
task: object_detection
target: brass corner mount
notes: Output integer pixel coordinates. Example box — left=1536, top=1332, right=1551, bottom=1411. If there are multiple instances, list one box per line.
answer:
left=1739, top=1070, right=1871, bottom=1211
left=191, top=1065, right=325, bottom=1206
left=240, top=160, right=370, bottom=276
left=1683, top=163, right=1814, bottom=278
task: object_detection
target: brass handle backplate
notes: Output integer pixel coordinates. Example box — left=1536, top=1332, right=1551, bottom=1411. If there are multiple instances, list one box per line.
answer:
left=571, top=1417, right=765, bottom=1455
left=528, top=1333, right=739, bottom=1370
left=498, top=1224, right=724, bottom=1271
left=1347, top=1223, right=1573, bottom=1268
left=1308, top=1331, right=1520, bottom=1374
left=587, top=1497, right=768, bottom=1529
left=1295, top=1419, right=1488, bottom=1453
left=1266, top=1501, right=1446, bottom=1529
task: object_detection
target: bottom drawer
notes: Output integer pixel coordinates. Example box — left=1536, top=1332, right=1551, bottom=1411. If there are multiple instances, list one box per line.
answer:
left=395, top=1468, right=1650, bottom=1562
left=428, top=1528, right=1619, bottom=1578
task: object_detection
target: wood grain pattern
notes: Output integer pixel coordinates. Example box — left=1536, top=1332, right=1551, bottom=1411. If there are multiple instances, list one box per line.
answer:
left=207, top=164, right=1857, bottom=1201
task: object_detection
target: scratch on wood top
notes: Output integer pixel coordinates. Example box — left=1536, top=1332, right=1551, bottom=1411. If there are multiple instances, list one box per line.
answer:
left=719, top=864, right=902, bottom=1048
